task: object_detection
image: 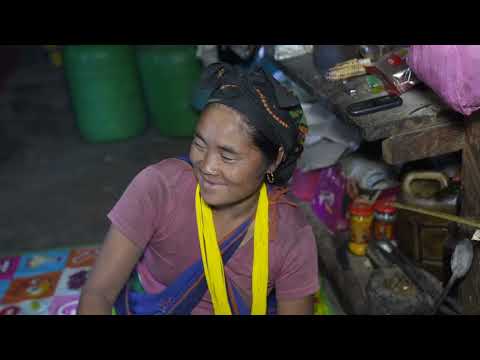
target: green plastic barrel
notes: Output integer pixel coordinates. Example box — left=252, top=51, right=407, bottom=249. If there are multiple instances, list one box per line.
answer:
left=64, top=45, right=147, bottom=143
left=135, top=45, right=201, bottom=137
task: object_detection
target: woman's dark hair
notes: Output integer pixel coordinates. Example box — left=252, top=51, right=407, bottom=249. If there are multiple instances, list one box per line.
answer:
left=250, top=127, right=280, bottom=172
left=236, top=107, right=285, bottom=185
left=245, top=118, right=297, bottom=187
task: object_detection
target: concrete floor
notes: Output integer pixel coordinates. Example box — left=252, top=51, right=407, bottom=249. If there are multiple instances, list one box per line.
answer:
left=0, top=49, right=191, bottom=255
left=0, top=47, right=344, bottom=313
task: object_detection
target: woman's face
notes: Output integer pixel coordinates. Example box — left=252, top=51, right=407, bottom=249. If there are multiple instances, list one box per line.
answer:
left=189, top=104, right=268, bottom=208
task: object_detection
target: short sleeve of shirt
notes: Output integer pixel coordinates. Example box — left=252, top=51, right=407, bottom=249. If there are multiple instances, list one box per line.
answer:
left=275, top=225, right=320, bottom=301
left=107, top=165, right=171, bottom=250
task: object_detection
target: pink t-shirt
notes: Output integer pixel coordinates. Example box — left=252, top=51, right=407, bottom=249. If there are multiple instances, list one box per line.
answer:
left=108, top=158, right=319, bottom=315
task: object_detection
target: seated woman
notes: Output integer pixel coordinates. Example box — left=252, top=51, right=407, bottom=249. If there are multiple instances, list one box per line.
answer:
left=78, top=62, right=320, bottom=315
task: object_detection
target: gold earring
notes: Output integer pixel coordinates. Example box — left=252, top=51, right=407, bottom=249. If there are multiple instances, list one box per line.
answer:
left=266, top=172, right=275, bottom=184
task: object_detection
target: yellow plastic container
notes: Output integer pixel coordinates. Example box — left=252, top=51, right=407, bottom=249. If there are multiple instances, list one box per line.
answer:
left=349, top=201, right=374, bottom=256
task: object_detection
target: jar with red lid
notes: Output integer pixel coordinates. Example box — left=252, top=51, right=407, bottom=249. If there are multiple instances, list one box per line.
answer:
left=348, top=200, right=374, bottom=256
left=373, top=201, right=397, bottom=241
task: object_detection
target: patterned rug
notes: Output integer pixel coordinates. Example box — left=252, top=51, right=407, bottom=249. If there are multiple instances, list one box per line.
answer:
left=0, top=247, right=100, bottom=315
left=0, top=246, right=338, bottom=315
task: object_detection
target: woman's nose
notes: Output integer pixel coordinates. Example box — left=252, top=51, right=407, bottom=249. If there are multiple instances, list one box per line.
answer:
left=200, top=151, right=219, bottom=176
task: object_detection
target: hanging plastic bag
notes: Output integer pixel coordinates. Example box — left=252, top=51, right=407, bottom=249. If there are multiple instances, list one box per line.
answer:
left=290, top=169, right=323, bottom=202
left=311, top=166, right=348, bottom=234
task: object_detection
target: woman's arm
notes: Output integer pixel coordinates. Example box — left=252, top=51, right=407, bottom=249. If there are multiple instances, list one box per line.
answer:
left=274, top=224, right=320, bottom=316
left=277, top=295, right=314, bottom=315
left=77, top=225, right=143, bottom=315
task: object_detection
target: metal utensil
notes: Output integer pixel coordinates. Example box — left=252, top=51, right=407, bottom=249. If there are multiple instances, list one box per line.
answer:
left=388, top=240, right=462, bottom=313
left=376, top=240, right=462, bottom=314
left=431, top=239, right=474, bottom=314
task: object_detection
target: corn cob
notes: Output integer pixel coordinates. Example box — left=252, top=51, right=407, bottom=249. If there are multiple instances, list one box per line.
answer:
left=330, top=58, right=372, bottom=70
left=325, top=58, right=371, bottom=81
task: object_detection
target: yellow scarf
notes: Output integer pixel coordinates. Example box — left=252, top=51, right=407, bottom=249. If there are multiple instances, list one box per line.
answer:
left=195, top=183, right=269, bottom=315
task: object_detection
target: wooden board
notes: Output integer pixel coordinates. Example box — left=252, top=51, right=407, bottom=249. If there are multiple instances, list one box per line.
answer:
left=382, top=119, right=465, bottom=165
left=276, top=54, right=459, bottom=142
left=457, top=112, right=480, bottom=314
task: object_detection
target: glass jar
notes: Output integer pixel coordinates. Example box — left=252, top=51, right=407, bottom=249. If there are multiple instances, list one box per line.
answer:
left=373, top=201, right=397, bottom=241
left=348, top=201, right=374, bottom=256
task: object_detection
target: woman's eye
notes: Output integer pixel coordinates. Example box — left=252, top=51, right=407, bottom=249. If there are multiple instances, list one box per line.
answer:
left=193, top=141, right=205, bottom=149
left=221, top=155, right=235, bottom=162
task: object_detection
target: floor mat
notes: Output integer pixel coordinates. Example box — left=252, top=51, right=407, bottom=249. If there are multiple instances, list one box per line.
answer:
left=0, top=246, right=343, bottom=315
left=0, top=246, right=99, bottom=315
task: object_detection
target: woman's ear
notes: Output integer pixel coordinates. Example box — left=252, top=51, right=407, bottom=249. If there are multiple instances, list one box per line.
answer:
left=268, top=146, right=285, bottom=174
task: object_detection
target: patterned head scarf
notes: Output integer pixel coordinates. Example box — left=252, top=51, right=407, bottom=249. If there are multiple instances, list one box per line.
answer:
left=193, top=62, right=308, bottom=185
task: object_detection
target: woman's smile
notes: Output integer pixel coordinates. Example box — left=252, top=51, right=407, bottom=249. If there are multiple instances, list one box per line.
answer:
left=199, top=174, right=225, bottom=192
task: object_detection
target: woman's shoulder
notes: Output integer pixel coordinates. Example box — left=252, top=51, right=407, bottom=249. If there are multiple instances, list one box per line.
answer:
left=270, top=190, right=319, bottom=282
left=139, top=158, right=194, bottom=188
left=270, top=189, right=312, bottom=243
left=270, top=189, right=310, bottom=228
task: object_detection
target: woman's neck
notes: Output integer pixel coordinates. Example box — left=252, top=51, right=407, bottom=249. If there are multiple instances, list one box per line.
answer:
left=212, top=188, right=261, bottom=224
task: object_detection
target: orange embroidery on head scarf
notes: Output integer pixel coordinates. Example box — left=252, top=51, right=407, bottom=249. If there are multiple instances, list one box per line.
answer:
left=255, top=88, right=289, bottom=129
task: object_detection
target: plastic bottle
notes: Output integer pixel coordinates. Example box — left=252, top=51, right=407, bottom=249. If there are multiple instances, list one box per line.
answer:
left=348, top=200, right=374, bottom=256
left=373, top=201, right=397, bottom=241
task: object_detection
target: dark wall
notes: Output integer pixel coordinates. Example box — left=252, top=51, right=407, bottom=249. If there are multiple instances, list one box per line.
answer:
left=0, top=46, right=20, bottom=92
